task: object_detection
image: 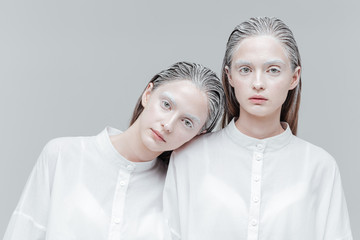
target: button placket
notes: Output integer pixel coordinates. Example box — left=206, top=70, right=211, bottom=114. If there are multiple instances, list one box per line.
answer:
left=250, top=219, right=258, bottom=226
left=255, top=153, right=263, bottom=161
left=113, top=217, right=121, bottom=224
left=108, top=168, right=132, bottom=240
left=247, top=144, right=265, bottom=240
left=126, top=164, right=135, bottom=172
left=256, top=144, right=264, bottom=151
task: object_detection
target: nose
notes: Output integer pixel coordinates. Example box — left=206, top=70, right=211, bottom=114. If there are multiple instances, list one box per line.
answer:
left=163, top=124, right=172, bottom=133
left=161, top=115, right=176, bottom=133
left=252, top=72, right=265, bottom=91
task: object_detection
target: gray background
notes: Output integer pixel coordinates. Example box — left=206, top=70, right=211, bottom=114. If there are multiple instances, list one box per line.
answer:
left=1, top=0, right=359, bottom=238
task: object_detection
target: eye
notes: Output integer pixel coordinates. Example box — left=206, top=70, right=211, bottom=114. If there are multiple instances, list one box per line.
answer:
left=182, top=119, right=194, bottom=129
left=239, top=66, right=251, bottom=75
left=161, top=100, right=171, bottom=110
left=268, top=67, right=280, bottom=75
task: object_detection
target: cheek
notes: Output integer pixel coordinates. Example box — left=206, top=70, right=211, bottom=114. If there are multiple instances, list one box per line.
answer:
left=139, top=106, right=160, bottom=128
left=233, top=82, right=247, bottom=101
left=272, top=83, right=291, bottom=103
left=145, top=101, right=162, bottom=118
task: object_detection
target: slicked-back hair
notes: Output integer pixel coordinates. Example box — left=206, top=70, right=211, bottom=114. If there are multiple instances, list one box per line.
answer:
left=221, top=17, right=302, bottom=135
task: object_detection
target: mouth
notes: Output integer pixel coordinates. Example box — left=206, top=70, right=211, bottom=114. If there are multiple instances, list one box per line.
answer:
left=151, top=129, right=166, bottom=142
left=249, top=95, right=268, bottom=104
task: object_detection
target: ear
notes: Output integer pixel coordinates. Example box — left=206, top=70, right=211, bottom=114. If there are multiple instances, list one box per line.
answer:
left=225, top=65, right=234, bottom=87
left=141, top=83, right=154, bottom=107
left=196, top=128, right=208, bottom=136
left=200, top=129, right=207, bottom=134
left=289, top=66, right=301, bottom=90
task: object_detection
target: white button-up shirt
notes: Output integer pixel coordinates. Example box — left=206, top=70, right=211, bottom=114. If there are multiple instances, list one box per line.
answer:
left=164, top=120, right=352, bottom=240
left=4, top=127, right=167, bottom=240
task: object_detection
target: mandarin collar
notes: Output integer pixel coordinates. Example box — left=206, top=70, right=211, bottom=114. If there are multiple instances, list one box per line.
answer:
left=95, top=127, right=157, bottom=173
left=225, top=119, right=294, bottom=152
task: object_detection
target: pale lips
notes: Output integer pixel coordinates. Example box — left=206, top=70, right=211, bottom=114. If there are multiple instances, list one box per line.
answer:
left=151, top=128, right=166, bottom=142
left=249, top=95, right=268, bottom=104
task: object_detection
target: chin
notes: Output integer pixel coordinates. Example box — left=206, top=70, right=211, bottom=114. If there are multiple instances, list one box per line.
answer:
left=246, top=111, right=272, bottom=119
left=144, top=142, right=165, bottom=153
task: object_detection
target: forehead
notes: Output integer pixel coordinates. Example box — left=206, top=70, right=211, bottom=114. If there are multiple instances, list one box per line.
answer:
left=152, top=80, right=208, bottom=119
left=232, top=35, right=290, bottom=64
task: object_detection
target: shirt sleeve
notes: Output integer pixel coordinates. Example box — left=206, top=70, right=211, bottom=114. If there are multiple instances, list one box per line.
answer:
left=163, top=151, right=182, bottom=240
left=323, top=164, right=353, bottom=240
left=3, top=140, right=59, bottom=240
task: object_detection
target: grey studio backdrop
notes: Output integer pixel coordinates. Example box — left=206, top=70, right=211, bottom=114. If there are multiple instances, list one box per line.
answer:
left=1, top=0, right=359, bottom=238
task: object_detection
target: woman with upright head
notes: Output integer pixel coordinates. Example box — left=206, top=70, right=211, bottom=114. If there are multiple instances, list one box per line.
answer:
left=3, top=62, right=224, bottom=240
left=164, top=17, right=352, bottom=240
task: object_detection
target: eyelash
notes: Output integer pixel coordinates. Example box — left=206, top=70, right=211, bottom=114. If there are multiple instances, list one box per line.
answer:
left=161, top=100, right=171, bottom=110
left=239, top=66, right=251, bottom=74
left=267, top=67, right=280, bottom=74
left=182, top=119, right=193, bottom=128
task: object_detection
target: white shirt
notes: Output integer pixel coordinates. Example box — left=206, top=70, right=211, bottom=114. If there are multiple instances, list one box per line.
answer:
left=4, top=127, right=167, bottom=240
left=164, top=120, right=353, bottom=240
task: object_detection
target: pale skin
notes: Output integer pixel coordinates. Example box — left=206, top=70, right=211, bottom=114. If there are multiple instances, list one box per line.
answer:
left=225, top=35, right=301, bottom=139
left=110, top=80, right=209, bottom=162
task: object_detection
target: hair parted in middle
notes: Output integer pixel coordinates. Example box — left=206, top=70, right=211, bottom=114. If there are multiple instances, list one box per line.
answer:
left=130, top=61, right=225, bottom=164
left=221, top=17, right=302, bottom=135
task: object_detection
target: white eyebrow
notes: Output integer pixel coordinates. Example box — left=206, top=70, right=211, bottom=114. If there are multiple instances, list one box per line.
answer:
left=233, top=60, right=252, bottom=66
left=263, top=59, right=286, bottom=66
left=233, top=59, right=287, bottom=67
left=184, top=113, right=201, bottom=125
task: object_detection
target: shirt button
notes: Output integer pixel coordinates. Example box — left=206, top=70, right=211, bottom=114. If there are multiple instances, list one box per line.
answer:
left=255, top=153, right=263, bottom=161
left=253, top=196, right=259, bottom=203
left=256, top=144, right=264, bottom=150
left=251, top=219, right=258, bottom=226
left=119, top=181, right=126, bottom=186
left=113, top=217, right=121, bottom=224
left=254, top=175, right=260, bottom=182
left=126, top=165, right=134, bottom=171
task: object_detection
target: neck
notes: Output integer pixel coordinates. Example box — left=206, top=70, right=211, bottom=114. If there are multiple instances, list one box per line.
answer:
left=235, top=110, right=284, bottom=139
left=110, top=121, right=161, bottom=162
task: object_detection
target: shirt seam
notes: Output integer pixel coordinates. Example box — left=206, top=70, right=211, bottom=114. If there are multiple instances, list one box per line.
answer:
left=168, top=225, right=181, bottom=240
left=13, top=211, right=47, bottom=232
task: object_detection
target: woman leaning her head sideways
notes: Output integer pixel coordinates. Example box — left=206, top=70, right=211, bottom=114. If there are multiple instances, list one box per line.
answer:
left=222, top=17, right=301, bottom=136
left=3, top=61, right=224, bottom=240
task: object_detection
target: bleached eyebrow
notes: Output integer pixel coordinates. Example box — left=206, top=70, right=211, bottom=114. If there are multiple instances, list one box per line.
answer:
left=233, top=59, right=287, bottom=67
left=233, top=60, right=252, bottom=66
left=161, top=92, right=177, bottom=107
left=263, top=60, right=286, bottom=66
left=184, top=113, right=200, bottom=125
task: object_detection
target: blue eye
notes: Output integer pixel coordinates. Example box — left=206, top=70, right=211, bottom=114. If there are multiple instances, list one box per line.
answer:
left=268, top=67, right=280, bottom=74
left=182, top=119, right=193, bottom=128
left=161, top=100, right=171, bottom=110
left=239, top=66, right=251, bottom=75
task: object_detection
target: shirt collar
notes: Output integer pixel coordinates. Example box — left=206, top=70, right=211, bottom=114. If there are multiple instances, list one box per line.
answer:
left=224, top=119, right=294, bottom=152
left=95, top=127, right=158, bottom=173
